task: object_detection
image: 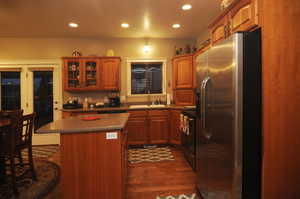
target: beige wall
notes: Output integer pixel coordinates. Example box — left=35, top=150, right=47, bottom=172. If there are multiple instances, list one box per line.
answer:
left=0, top=37, right=195, bottom=103
left=196, top=29, right=210, bottom=47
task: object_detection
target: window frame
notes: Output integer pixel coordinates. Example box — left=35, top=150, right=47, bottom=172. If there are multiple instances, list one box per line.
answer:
left=126, top=58, right=167, bottom=96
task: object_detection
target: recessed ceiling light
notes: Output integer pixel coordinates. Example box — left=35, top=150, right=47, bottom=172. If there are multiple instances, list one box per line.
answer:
left=121, top=23, right=129, bottom=28
left=172, top=24, right=181, bottom=29
left=182, top=4, right=192, bottom=10
left=69, top=22, right=78, bottom=28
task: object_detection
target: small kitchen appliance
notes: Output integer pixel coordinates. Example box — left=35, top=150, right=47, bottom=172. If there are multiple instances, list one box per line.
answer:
left=108, top=96, right=120, bottom=107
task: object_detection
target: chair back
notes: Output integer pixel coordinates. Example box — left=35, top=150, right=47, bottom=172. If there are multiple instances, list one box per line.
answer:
left=0, top=110, right=23, bottom=155
left=18, top=113, right=36, bottom=146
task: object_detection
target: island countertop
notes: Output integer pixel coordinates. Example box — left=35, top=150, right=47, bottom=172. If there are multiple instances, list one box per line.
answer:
left=36, top=113, right=129, bottom=134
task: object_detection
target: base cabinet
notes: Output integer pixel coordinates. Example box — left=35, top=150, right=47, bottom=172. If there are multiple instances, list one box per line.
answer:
left=127, top=117, right=148, bottom=145
left=148, top=111, right=169, bottom=144
left=60, top=130, right=127, bottom=199
left=127, top=110, right=169, bottom=145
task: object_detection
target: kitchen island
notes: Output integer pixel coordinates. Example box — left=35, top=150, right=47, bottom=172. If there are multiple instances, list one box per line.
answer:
left=37, top=113, right=129, bottom=199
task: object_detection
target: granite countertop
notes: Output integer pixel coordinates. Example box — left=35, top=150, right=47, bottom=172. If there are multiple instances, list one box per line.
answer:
left=36, top=113, right=130, bottom=134
left=61, top=104, right=195, bottom=112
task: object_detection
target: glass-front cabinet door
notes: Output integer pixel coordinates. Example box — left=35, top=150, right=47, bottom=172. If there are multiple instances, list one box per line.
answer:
left=64, top=58, right=82, bottom=91
left=83, top=59, right=99, bottom=89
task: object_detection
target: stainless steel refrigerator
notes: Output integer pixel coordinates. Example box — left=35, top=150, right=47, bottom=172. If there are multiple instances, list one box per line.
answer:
left=195, top=29, right=262, bottom=199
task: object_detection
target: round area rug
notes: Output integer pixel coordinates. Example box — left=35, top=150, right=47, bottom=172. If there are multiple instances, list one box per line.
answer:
left=0, top=160, right=60, bottom=199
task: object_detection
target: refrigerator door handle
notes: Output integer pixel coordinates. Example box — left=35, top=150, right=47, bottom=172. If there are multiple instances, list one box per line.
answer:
left=202, top=77, right=211, bottom=129
left=200, top=80, right=206, bottom=129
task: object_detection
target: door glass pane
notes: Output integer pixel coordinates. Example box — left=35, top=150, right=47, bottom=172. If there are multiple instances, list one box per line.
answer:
left=67, top=61, right=80, bottom=88
left=0, top=72, right=21, bottom=110
left=131, top=64, right=147, bottom=94
left=34, top=71, right=53, bottom=130
left=85, top=61, right=97, bottom=87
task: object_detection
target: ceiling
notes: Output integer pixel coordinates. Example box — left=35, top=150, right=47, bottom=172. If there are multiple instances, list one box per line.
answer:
left=0, top=0, right=221, bottom=39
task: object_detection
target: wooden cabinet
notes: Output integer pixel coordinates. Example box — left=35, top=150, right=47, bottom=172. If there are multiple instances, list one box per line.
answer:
left=170, top=110, right=182, bottom=145
left=173, top=89, right=195, bottom=106
left=127, top=111, right=148, bottom=145
left=63, top=56, right=121, bottom=91
left=61, top=130, right=126, bottom=199
left=101, top=58, right=121, bottom=90
left=209, top=0, right=259, bottom=45
left=230, top=0, right=258, bottom=33
left=210, top=16, right=230, bottom=45
left=172, top=55, right=195, bottom=106
left=148, top=110, right=169, bottom=144
left=127, top=110, right=169, bottom=145
left=172, top=55, right=194, bottom=89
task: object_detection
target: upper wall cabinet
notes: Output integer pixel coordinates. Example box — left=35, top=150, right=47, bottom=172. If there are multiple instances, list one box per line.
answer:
left=63, top=56, right=121, bottom=91
left=230, top=0, right=258, bottom=33
left=209, top=0, right=259, bottom=45
left=172, top=55, right=194, bottom=89
left=101, top=58, right=121, bottom=91
left=210, top=15, right=230, bottom=45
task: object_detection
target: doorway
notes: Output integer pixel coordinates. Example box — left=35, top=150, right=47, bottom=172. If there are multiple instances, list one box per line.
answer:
left=0, top=61, right=62, bottom=145
left=33, top=71, right=53, bottom=130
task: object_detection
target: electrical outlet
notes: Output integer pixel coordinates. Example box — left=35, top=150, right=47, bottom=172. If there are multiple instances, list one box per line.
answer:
left=106, top=132, right=118, bottom=139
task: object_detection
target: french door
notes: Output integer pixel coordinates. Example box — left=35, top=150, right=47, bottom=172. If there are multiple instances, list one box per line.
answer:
left=0, top=61, right=62, bottom=145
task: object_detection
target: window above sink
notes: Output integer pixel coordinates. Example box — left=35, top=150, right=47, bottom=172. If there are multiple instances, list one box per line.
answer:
left=126, top=58, right=167, bottom=96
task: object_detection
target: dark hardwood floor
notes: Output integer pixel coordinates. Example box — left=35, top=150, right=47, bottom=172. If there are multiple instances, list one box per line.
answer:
left=46, top=147, right=197, bottom=199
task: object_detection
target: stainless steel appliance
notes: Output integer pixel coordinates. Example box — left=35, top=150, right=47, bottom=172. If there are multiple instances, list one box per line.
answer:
left=181, top=110, right=197, bottom=170
left=195, top=29, right=262, bottom=199
left=108, top=96, right=120, bottom=107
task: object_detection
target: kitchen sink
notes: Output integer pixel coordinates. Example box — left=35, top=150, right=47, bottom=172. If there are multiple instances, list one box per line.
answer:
left=129, top=105, right=149, bottom=109
left=149, top=104, right=166, bottom=108
left=129, top=104, right=166, bottom=109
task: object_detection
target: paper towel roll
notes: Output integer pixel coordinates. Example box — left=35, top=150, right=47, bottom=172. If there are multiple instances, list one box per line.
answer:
left=167, top=94, right=171, bottom=105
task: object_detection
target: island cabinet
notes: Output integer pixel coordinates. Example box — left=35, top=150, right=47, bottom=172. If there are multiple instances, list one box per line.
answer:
left=62, top=56, right=121, bottom=91
left=127, top=110, right=169, bottom=145
left=172, top=55, right=195, bottom=106
left=169, top=110, right=182, bottom=145
left=61, top=129, right=127, bottom=199
left=36, top=113, right=130, bottom=199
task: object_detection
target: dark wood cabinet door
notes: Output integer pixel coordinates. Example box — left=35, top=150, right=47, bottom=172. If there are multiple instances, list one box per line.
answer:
left=148, top=114, right=169, bottom=144
left=174, top=89, right=195, bottom=106
left=173, top=55, right=194, bottom=89
left=170, top=110, right=181, bottom=145
left=230, top=0, right=258, bottom=33
left=127, top=117, right=148, bottom=145
left=101, top=58, right=120, bottom=90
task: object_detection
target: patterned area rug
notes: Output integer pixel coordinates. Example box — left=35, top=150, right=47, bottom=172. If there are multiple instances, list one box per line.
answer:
left=21, top=145, right=59, bottom=160
left=128, top=147, right=175, bottom=163
left=156, top=193, right=199, bottom=199
left=0, top=160, right=60, bottom=199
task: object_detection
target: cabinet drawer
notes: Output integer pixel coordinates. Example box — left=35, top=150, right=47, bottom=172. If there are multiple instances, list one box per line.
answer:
left=148, top=110, right=169, bottom=117
left=128, top=110, right=148, bottom=118
left=174, top=89, right=195, bottom=106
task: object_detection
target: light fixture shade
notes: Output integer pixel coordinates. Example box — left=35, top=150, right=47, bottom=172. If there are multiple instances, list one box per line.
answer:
left=143, top=45, right=151, bottom=53
left=182, top=4, right=192, bottom=10
left=69, top=22, right=78, bottom=28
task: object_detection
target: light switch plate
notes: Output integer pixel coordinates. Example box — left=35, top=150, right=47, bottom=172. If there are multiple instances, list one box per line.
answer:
left=106, top=132, right=118, bottom=139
